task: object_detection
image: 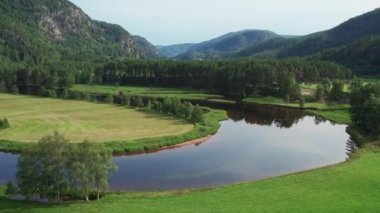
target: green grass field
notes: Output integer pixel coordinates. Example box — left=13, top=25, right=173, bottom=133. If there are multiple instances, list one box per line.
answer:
left=1, top=144, right=379, bottom=213
left=244, top=94, right=351, bottom=124
left=360, top=77, right=380, bottom=84
left=0, top=93, right=193, bottom=143
left=244, top=96, right=350, bottom=110
left=72, top=84, right=224, bottom=100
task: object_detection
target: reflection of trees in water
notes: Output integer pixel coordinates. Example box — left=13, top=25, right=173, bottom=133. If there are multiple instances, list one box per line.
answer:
left=227, top=105, right=305, bottom=128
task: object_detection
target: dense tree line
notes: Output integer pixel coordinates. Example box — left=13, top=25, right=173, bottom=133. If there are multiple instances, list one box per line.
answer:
left=7, top=132, right=118, bottom=202
left=114, top=93, right=205, bottom=123
left=350, top=79, right=380, bottom=135
left=317, top=36, right=380, bottom=76
left=0, top=59, right=98, bottom=95
left=151, top=97, right=205, bottom=123
left=94, top=59, right=350, bottom=99
left=1, top=59, right=350, bottom=100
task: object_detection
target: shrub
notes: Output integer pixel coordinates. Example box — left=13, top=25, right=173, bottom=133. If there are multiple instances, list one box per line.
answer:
left=0, top=118, right=10, bottom=129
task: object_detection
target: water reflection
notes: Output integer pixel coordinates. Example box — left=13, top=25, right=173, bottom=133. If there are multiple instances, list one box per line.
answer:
left=0, top=105, right=353, bottom=191
left=227, top=106, right=304, bottom=128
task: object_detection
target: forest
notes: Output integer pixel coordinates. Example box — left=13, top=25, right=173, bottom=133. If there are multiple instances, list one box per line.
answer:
left=0, top=59, right=351, bottom=99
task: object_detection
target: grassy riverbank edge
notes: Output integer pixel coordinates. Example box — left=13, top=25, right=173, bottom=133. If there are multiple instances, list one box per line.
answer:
left=3, top=93, right=380, bottom=212
left=0, top=109, right=228, bottom=155
left=1, top=143, right=379, bottom=212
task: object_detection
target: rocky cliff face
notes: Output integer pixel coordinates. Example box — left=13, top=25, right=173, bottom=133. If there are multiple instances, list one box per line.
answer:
left=0, top=0, right=159, bottom=60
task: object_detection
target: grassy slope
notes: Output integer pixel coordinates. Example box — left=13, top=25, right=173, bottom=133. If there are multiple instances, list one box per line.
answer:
left=1, top=145, right=380, bottom=213
left=72, top=84, right=224, bottom=100
left=0, top=93, right=193, bottom=143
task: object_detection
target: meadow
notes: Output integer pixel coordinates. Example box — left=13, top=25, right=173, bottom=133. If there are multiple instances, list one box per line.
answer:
left=0, top=93, right=193, bottom=143
left=71, top=84, right=224, bottom=100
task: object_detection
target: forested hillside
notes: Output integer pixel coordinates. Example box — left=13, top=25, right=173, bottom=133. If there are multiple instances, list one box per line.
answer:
left=230, top=8, right=380, bottom=75
left=0, top=0, right=158, bottom=64
left=176, top=30, right=281, bottom=60
left=316, top=36, right=380, bottom=76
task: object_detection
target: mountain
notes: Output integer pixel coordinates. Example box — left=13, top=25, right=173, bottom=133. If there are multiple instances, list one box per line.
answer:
left=157, top=43, right=195, bottom=58
left=231, top=8, right=380, bottom=74
left=232, top=37, right=297, bottom=58
left=277, top=8, right=380, bottom=58
left=133, top=35, right=161, bottom=58
left=0, top=0, right=156, bottom=63
left=235, top=8, right=380, bottom=59
left=315, top=36, right=380, bottom=76
left=176, top=30, right=281, bottom=60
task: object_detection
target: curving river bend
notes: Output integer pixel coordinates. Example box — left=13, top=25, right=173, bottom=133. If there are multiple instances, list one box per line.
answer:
left=0, top=105, right=353, bottom=191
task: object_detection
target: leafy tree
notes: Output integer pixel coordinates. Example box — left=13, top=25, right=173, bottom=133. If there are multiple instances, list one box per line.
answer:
left=278, top=72, right=301, bottom=101
left=69, top=141, right=98, bottom=202
left=5, top=181, right=17, bottom=196
left=183, top=102, right=193, bottom=119
left=329, top=80, right=345, bottom=101
left=321, top=78, right=332, bottom=96
left=15, top=133, right=117, bottom=202
left=17, top=132, right=69, bottom=201
left=350, top=82, right=380, bottom=135
left=190, top=105, right=204, bottom=123
left=315, top=84, right=325, bottom=102
left=93, top=146, right=118, bottom=200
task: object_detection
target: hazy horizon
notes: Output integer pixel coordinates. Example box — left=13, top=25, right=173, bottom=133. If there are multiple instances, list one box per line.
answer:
left=69, top=0, right=379, bottom=45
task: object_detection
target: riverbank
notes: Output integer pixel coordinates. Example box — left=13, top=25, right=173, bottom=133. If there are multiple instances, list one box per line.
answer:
left=243, top=96, right=351, bottom=124
left=0, top=93, right=228, bottom=154
left=1, top=142, right=379, bottom=212
left=2, top=92, right=380, bottom=212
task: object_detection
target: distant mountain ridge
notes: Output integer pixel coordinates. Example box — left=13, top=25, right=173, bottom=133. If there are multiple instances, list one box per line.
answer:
left=175, top=30, right=282, bottom=60
left=278, top=8, right=380, bottom=58
left=157, top=43, right=195, bottom=58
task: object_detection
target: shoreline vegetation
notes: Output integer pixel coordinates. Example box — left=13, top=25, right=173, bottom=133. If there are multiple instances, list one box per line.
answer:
left=0, top=93, right=227, bottom=154
left=72, top=83, right=352, bottom=124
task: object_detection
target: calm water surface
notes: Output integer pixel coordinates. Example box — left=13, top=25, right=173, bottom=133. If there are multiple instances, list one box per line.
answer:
left=0, top=106, right=353, bottom=191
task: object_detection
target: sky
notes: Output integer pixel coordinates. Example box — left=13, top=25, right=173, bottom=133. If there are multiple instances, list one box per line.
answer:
left=69, top=0, right=379, bottom=45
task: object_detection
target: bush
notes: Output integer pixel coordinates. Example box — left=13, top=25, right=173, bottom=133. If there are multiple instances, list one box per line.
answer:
left=0, top=118, right=10, bottom=129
